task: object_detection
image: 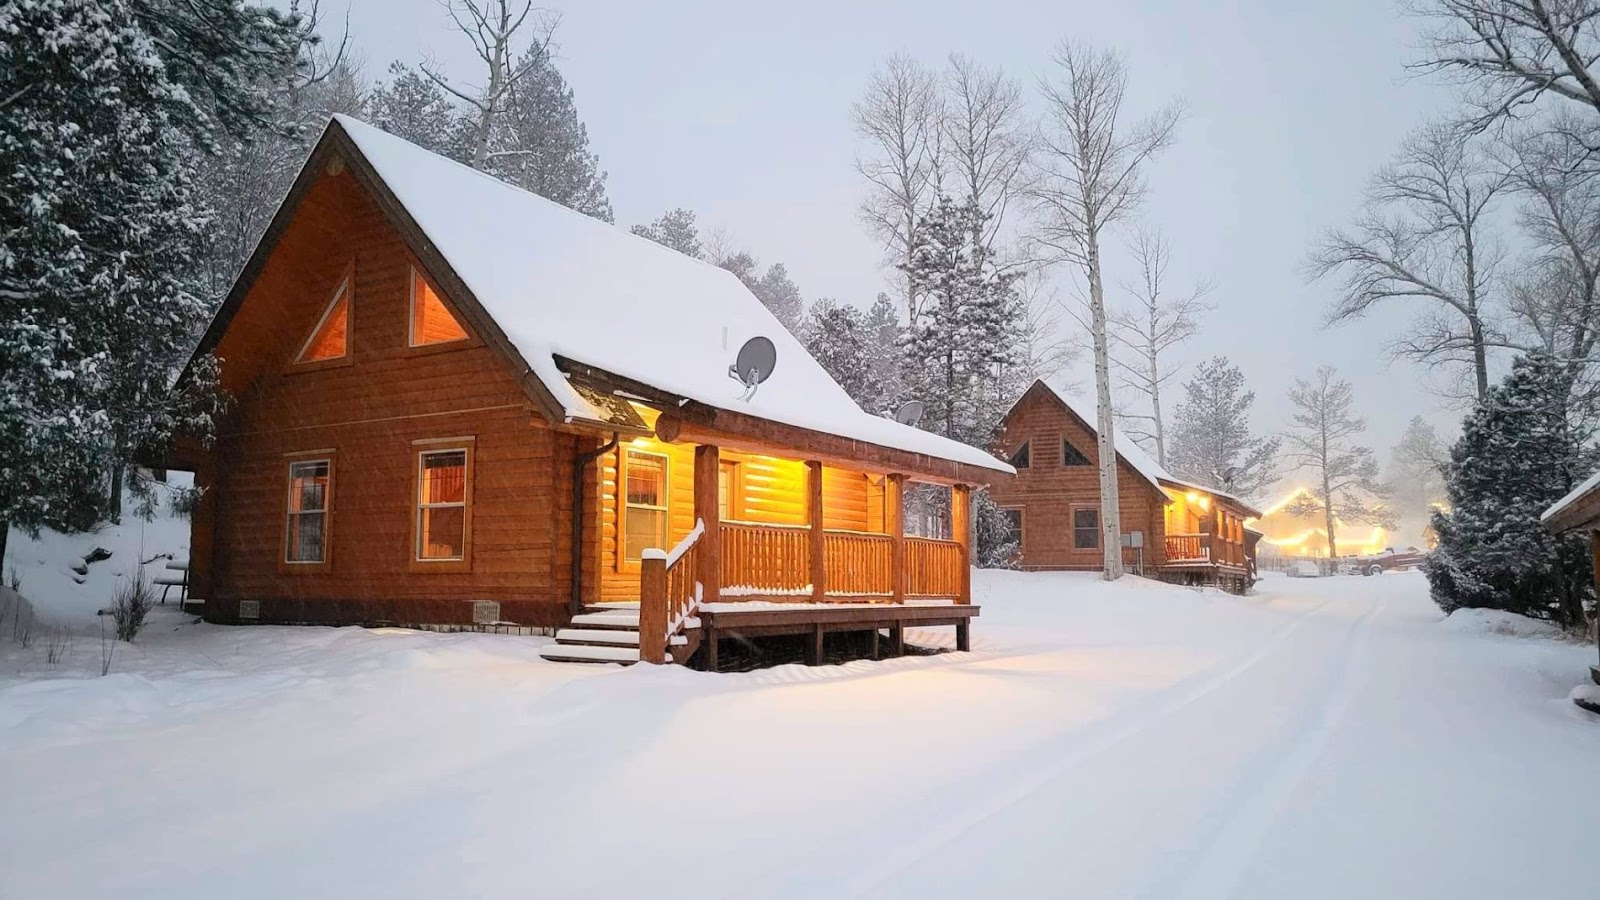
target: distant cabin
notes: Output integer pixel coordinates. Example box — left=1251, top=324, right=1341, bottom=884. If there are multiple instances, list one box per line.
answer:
left=986, top=380, right=1261, bottom=592
left=172, top=115, right=1010, bottom=667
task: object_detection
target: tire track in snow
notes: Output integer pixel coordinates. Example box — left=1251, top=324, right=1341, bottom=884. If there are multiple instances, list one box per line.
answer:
left=782, top=595, right=1340, bottom=898
left=1166, top=594, right=1387, bottom=900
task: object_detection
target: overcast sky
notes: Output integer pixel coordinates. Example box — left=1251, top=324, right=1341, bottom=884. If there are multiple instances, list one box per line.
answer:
left=322, top=0, right=1461, bottom=480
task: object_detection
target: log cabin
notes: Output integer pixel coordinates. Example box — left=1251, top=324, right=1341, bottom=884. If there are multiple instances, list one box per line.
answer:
left=985, top=380, right=1262, bottom=592
left=1541, top=470, right=1600, bottom=693
left=175, top=115, right=1011, bottom=667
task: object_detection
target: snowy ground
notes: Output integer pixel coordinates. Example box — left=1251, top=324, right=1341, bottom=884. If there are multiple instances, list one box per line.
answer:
left=1, top=569, right=1597, bottom=899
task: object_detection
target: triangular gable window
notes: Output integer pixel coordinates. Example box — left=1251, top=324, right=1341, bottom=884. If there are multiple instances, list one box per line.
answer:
left=409, top=267, right=468, bottom=346
left=1062, top=438, right=1091, bottom=466
left=1008, top=442, right=1031, bottom=469
left=296, top=271, right=351, bottom=363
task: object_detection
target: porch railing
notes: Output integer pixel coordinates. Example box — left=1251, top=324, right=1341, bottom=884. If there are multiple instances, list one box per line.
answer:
left=1165, top=532, right=1210, bottom=562
left=823, top=530, right=893, bottom=597
left=716, top=521, right=961, bottom=601
left=721, top=521, right=811, bottom=596
left=905, top=537, right=962, bottom=598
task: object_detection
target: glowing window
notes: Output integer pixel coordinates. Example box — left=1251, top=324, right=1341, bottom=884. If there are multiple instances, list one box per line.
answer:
left=625, top=451, right=669, bottom=560
left=417, top=448, right=469, bottom=561
left=285, top=459, right=331, bottom=563
left=409, top=267, right=468, bottom=346
left=296, top=274, right=350, bottom=363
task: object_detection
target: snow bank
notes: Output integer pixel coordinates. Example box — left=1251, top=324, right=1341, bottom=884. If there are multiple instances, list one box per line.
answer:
left=1570, top=683, right=1600, bottom=713
left=1439, top=607, right=1565, bottom=640
left=2, top=475, right=193, bottom=627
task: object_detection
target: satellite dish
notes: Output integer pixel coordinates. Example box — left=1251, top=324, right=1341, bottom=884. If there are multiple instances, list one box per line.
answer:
left=894, top=400, right=925, bottom=427
left=1222, top=466, right=1241, bottom=489
left=728, top=336, right=777, bottom=400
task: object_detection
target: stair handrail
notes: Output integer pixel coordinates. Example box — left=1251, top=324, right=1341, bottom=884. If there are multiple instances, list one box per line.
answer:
left=638, top=519, right=705, bottom=664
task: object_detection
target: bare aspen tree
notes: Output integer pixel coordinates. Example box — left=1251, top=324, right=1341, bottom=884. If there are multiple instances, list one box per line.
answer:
left=1309, top=123, right=1507, bottom=402
left=1283, top=367, right=1391, bottom=560
left=1029, top=42, right=1184, bottom=580
left=1411, top=0, right=1600, bottom=127
left=853, top=55, right=941, bottom=324
left=942, top=54, right=1033, bottom=254
left=421, top=0, right=556, bottom=167
left=1499, top=123, right=1600, bottom=406
left=1108, top=226, right=1212, bottom=467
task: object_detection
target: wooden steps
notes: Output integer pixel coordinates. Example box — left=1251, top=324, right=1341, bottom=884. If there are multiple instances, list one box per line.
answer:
left=540, top=606, right=696, bottom=666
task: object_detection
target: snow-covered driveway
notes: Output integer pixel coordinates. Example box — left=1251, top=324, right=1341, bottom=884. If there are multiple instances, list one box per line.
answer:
left=1, top=570, right=1595, bottom=899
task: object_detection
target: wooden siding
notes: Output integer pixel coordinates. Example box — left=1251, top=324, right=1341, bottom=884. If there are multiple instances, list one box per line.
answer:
left=595, top=408, right=882, bottom=601
left=985, top=384, right=1168, bottom=571
left=194, top=165, right=577, bottom=628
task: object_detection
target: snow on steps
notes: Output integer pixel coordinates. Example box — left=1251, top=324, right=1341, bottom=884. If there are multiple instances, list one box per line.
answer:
left=542, top=608, right=697, bottom=666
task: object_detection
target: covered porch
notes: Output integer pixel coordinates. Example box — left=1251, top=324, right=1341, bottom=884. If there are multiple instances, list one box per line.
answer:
left=566, top=398, right=988, bottom=666
left=1156, top=484, right=1258, bottom=590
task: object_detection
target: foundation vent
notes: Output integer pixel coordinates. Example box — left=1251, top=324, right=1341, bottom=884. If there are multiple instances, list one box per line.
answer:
left=472, top=600, right=501, bottom=625
left=238, top=600, right=261, bottom=620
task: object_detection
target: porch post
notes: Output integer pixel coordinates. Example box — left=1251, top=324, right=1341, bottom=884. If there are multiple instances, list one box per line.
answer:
left=638, top=553, right=668, bottom=664
left=807, top=460, right=826, bottom=602
left=693, top=444, right=721, bottom=603
left=888, top=474, right=906, bottom=604
left=952, top=484, right=972, bottom=605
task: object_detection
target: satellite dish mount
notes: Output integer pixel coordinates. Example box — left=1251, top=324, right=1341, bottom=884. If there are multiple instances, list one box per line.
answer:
left=893, top=400, right=925, bottom=427
left=728, top=336, right=777, bottom=401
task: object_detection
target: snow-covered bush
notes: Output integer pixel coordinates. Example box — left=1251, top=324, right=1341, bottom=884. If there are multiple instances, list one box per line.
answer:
left=111, top=571, right=155, bottom=642
left=973, top=489, right=1021, bottom=569
left=1425, top=353, right=1597, bottom=627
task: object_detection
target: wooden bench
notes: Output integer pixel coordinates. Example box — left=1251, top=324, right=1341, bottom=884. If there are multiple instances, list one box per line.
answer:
left=156, top=560, right=188, bottom=606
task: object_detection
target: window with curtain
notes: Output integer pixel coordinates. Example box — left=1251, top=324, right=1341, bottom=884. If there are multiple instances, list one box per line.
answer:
left=285, top=459, right=330, bottom=563
left=625, top=450, right=668, bottom=560
left=417, top=449, right=468, bottom=560
left=1073, top=507, right=1099, bottom=550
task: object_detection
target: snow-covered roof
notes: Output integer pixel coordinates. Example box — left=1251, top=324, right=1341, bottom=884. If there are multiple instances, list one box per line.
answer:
left=331, top=116, right=1009, bottom=475
left=1542, top=467, right=1600, bottom=528
left=1028, top=379, right=1262, bottom=515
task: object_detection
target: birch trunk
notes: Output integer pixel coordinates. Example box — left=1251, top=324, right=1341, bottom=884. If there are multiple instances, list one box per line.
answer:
left=1087, top=229, right=1124, bottom=579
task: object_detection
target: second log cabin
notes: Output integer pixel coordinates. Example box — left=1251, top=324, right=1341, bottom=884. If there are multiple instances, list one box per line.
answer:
left=986, top=380, right=1262, bottom=591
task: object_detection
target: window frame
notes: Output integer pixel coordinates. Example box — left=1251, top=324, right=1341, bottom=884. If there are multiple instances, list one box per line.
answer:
left=718, top=459, right=743, bottom=522
left=410, top=439, right=474, bottom=572
left=1008, top=441, right=1031, bottom=470
left=407, top=264, right=472, bottom=350
left=620, top=448, right=671, bottom=565
left=1071, top=504, right=1100, bottom=551
left=1061, top=437, right=1091, bottom=467
left=281, top=452, right=335, bottom=572
left=290, top=262, right=355, bottom=371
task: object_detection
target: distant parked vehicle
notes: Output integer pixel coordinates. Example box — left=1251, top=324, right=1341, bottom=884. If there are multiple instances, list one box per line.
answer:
left=1355, top=547, right=1428, bottom=576
left=1287, top=560, right=1321, bottom=578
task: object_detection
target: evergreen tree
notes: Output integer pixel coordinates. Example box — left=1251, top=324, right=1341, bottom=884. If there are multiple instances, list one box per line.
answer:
left=900, top=196, right=1023, bottom=446
left=486, top=44, right=613, bottom=222
left=972, top=490, right=1021, bottom=569
left=1166, top=357, right=1280, bottom=497
left=865, top=293, right=905, bottom=413
left=631, top=208, right=704, bottom=259
left=1386, top=415, right=1449, bottom=524
left=752, top=264, right=805, bottom=334
left=369, top=63, right=470, bottom=162
left=1425, top=353, right=1597, bottom=626
left=802, top=299, right=878, bottom=410
left=2, top=0, right=228, bottom=547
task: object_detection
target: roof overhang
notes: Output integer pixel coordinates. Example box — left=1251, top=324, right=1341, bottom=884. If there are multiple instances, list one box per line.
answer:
left=1543, top=485, right=1600, bottom=533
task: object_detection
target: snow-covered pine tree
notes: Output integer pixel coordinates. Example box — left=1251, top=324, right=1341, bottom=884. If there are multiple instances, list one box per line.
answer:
left=1166, top=357, right=1280, bottom=497
left=2, top=0, right=228, bottom=544
left=801, top=299, right=881, bottom=411
left=631, top=208, right=704, bottom=259
left=1425, top=353, right=1598, bottom=626
left=487, top=43, right=613, bottom=222
left=865, top=293, right=906, bottom=413
left=1386, top=415, right=1448, bottom=525
left=972, top=489, right=1021, bottom=569
left=369, top=63, right=471, bottom=162
left=711, top=250, right=807, bottom=336
left=900, top=196, right=1023, bottom=446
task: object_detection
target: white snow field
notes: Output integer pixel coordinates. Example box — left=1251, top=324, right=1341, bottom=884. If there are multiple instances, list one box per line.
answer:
left=1, top=569, right=1597, bottom=899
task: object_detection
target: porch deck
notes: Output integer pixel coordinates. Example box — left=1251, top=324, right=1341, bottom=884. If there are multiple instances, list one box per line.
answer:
left=582, top=599, right=978, bottom=672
